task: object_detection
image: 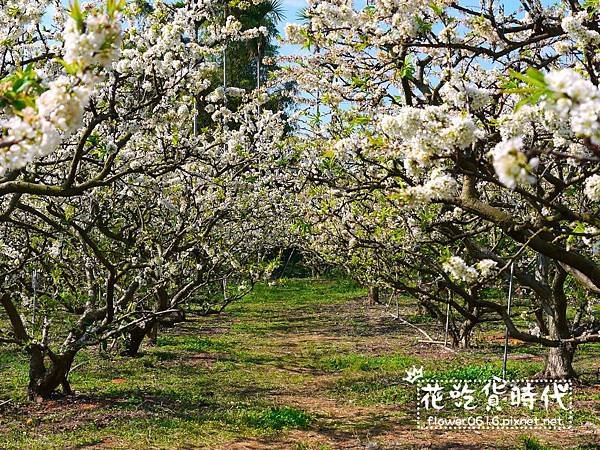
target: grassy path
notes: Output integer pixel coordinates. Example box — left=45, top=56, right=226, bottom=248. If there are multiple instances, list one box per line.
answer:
left=0, top=278, right=598, bottom=449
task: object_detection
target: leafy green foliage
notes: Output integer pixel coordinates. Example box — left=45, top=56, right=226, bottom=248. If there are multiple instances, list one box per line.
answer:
left=583, top=0, right=600, bottom=13
left=398, top=55, right=415, bottom=80
left=0, top=64, right=43, bottom=111
left=503, top=68, right=552, bottom=110
left=69, top=0, right=85, bottom=30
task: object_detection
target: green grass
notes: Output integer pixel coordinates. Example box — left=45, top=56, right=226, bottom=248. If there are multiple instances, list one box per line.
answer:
left=0, top=349, right=28, bottom=401
left=520, top=436, right=558, bottom=450
left=317, top=353, right=417, bottom=372
left=244, top=406, right=312, bottom=430
left=0, top=277, right=597, bottom=449
left=430, top=361, right=542, bottom=381
left=330, top=375, right=414, bottom=406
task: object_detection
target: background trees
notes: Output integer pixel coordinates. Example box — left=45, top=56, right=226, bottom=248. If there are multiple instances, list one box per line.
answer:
left=0, top=0, right=292, bottom=399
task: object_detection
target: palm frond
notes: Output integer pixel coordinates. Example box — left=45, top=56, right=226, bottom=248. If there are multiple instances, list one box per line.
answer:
left=296, top=7, right=310, bottom=23
left=264, top=0, right=286, bottom=23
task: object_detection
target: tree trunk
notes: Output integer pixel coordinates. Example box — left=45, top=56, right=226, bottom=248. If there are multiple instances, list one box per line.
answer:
left=147, top=322, right=158, bottom=346
left=27, top=345, right=76, bottom=401
left=457, top=328, right=472, bottom=349
left=539, top=315, right=577, bottom=379
left=368, top=286, right=380, bottom=305
left=458, top=317, right=478, bottom=349
left=122, top=322, right=154, bottom=357
left=541, top=344, right=576, bottom=379
left=534, top=308, right=550, bottom=336
left=449, top=312, right=478, bottom=349
left=123, top=288, right=171, bottom=356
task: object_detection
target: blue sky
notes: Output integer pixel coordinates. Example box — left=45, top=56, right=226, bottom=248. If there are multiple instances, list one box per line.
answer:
left=279, top=0, right=306, bottom=26
left=277, top=0, right=305, bottom=56
left=275, top=0, right=558, bottom=55
left=276, top=0, right=558, bottom=31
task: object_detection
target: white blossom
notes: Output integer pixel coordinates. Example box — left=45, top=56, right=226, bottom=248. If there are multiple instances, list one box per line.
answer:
left=0, top=5, right=121, bottom=175
left=491, top=138, right=536, bottom=189
left=584, top=174, right=600, bottom=201
left=476, top=259, right=497, bottom=277
left=442, top=256, right=479, bottom=284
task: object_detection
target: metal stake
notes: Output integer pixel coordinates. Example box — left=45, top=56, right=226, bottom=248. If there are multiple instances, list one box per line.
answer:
left=502, top=263, right=515, bottom=380
left=444, top=292, right=451, bottom=347
left=256, top=40, right=262, bottom=115
left=193, top=21, right=200, bottom=136
left=223, top=46, right=227, bottom=100
left=31, top=269, right=37, bottom=331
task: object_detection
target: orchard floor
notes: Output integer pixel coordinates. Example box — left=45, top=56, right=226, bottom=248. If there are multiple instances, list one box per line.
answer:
left=0, top=278, right=599, bottom=449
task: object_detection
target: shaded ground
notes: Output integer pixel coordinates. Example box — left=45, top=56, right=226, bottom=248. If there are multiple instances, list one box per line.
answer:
left=0, top=278, right=598, bottom=449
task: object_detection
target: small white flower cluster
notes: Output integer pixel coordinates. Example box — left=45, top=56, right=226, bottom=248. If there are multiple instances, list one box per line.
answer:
left=404, top=169, right=459, bottom=203
left=469, top=15, right=500, bottom=44
left=476, top=259, right=498, bottom=277
left=285, top=23, right=307, bottom=45
left=380, top=106, right=483, bottom=176
left=243, top=26, right=269, bottom=39
left=0, top=239, right=24, bottom=266
left=442, top=256, right=479, bottom=283
left=440, top=69, right=495, bottom=112
left=0, top=6, right=121, bottom=175
left=35, top=76, right=93, bottom=132
left=584, top=174, right=600, bottom=202
left=206, top=87, right=226, bottom=103
left=561, top=12, right=600, bottom=48
left=0, top=0, right=46, bottom=44
left=63, top=13, right=121, bottom=68
left=222, top=15, right=268, bottom=41
left=498, top=104, right=541, bottom=142
left=491, top=138, right=538, bottom=189
left=202, top=88, right=246, bottom=126
left=441, top=84, right=493, bottom=112
left=377, top=0, right=453, bottom=39
left=442, top=256, right=497, bottom=284
left=545, top=69, right=600, bottom=146
left=309, top=0, right=355, bottom=32
left=582, top=225, right=600, bottom=255
left=223, top=15, right=243, bottom=36
left=226, top=87, right=246, bottom=98
left=0, top=108, right=60, bottom=171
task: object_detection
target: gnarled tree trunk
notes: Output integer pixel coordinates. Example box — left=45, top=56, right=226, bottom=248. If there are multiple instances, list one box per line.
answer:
left=541, top=343, right=576, bottom=379
left=121, top=287, right=175, bottom=356
left=457, top=318, right=477, bottom=349
left=27, top=345, right=76, bottom=401
left=122, top=321, right=154, bottom=357
left=539, top=270, right=578, bottom=379
left=367, top=286, right=380, bottom=305
left=539, top=317, right=577, bottom=379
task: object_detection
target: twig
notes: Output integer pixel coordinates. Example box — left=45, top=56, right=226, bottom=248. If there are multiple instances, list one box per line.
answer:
left=386, top=311, right=436, bottom=342
left=69, top=362, right=86, bottom=374
left=496, top=228, right=545, bottom=276
left=379, top=292, right=457, bottom=351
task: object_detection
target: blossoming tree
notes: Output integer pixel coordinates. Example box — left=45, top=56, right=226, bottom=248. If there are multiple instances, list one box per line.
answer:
left=0, top=0, right=294, bottom=399
left=282, top=0, right=600, bottom=378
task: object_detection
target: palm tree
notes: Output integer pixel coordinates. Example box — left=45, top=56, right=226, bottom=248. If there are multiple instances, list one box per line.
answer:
left=229, top=0, right=285, bottom=90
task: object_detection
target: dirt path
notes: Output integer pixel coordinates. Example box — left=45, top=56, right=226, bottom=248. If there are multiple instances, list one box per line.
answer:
left=201, top=292, right=600, bottom=449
